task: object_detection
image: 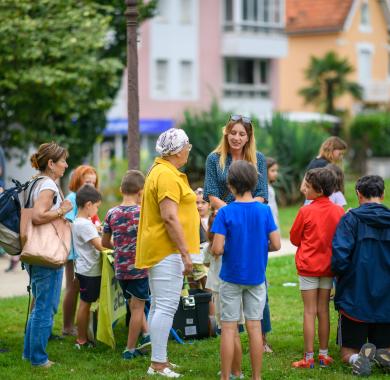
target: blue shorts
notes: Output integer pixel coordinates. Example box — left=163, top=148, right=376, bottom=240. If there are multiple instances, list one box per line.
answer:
left=76, top=273, right=101, bottom=303
left=119, top=278, right=149, bottom=301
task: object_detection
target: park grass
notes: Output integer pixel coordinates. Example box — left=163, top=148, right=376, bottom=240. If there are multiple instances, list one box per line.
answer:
left=0, top=255, right=388, bottom=379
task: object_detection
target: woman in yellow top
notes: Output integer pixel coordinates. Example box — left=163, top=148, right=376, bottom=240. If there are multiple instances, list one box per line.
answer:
left=136, top=128, right=199, bottom=378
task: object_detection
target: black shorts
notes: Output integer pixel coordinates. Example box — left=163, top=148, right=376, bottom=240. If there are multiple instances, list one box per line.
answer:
left=76, top=273, right=101, bottom=303
left=119, top=277, right=149, bottom=301
left=337, top=314, right=390, bottom=349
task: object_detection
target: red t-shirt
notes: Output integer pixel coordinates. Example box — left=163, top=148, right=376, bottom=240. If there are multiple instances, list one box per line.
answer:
left=290, top=196, right=345, bottom=277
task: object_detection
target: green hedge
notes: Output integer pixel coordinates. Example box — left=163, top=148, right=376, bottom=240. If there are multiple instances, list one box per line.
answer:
left=350, top=113, right=390, bottom=157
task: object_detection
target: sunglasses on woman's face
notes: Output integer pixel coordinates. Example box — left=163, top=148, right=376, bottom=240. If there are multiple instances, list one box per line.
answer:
left=230, top=114, right=252, bottom=125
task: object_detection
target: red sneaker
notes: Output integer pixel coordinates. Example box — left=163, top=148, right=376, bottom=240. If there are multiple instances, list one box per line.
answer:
left=318, top=354, right=334, bottom=367
left=292, top=357, right=315, bottom=368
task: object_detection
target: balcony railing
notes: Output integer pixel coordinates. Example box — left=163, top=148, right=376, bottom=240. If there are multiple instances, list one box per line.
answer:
left=223, top=21, right=284, bottom=33
left=362, top=81, right=390, bottom=103
left=223, top=83, right=270, bottom=98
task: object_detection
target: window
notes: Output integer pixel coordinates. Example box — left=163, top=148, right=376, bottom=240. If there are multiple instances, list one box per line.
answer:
left=358, top=49, right=372, bottom=83
left=360, top=1, right=370, bottom=30
left=224, top=58, right=270, bottom=98
left=180, top=60, right=193, bottom=97
left=225, top=0, right=233, bottom=22
left=157, top=0, right=169, bottom=23
left=180, top=0, right=192, bottom=24
left=155, top=60, right=168, bottom=96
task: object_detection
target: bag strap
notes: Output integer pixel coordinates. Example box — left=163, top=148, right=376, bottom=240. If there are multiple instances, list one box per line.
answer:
left=24, top=176, right=45, bottom=208
left=24, top=264, right=33, bottom=334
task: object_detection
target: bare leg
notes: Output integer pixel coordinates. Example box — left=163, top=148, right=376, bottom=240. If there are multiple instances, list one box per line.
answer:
left=246, top=320, right=263, bottom=380
left=220, top=321, right=237, bottom=380
left=62, top=261, right=79, bottom=334
left=301, top=289, right=318, bottom=353
left=126, top=297, right=145, bottom=350
left=317, top=289, right=331, bottom=350
left=231, top=329, right=242, bottom=377
left=76, top=300, right=91, bottom=343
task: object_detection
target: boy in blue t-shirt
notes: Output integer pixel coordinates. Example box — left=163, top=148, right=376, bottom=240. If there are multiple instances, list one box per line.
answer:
left=211, top=160, right=280, bottom=380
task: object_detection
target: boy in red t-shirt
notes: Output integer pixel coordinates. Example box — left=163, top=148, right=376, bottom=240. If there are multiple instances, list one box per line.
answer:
left=290, top=168, right=344, bottom=369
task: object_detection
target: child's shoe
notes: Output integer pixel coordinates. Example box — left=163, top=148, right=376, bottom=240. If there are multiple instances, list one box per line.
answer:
left=374, top=348, right=390, bottom=370
left=292, top=357, right=315, bottom=369
left=318, top=354, right=334, bottom=367
left=137, top=334, right=151, bottom=350
left=122, top=348, right=145, bottom=360
left=74, top=340, right=96, bottom=349
left=352, top=343, right=376, bottom=377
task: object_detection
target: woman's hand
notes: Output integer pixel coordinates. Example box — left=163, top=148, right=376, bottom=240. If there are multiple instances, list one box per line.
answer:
left=60, top=199, right=73, bottom=214
left=181, top=252, right=193, bottom=275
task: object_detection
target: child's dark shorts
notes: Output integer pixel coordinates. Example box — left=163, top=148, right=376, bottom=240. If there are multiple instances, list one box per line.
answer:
left=119, top=277, right=149, bottom=301
left=76, top=273, right=101, bottom=303
left=337, top=313, right=390, bottom=349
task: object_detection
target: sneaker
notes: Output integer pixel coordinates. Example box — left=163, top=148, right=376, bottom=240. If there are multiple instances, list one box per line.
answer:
left=292, top=357, right=315, bottom=369
left=122, top=348, right=145, bottom=360
left=374, top=348, right=390, bottom=370
left=74, top=340, right=96, bottom=349
left=35, top=360, right=55, bottom=368
left=352, top=343, right=376, bottom=377
left=147, top=366, right=181, bottom=378
left=137, top=335, right=151, bottom=350
left=263, top=343, right=273, bottom=353
left=318, top=354, right=334, bottom=368
left=217, top=371, right=244, bottom=379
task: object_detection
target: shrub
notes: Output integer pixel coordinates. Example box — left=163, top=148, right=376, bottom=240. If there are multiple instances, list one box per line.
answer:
left=180, top=101, right=228, bottom=184
left=259, top=114, right=328, bottom=205
left=349, top=112, right=390, bottom=173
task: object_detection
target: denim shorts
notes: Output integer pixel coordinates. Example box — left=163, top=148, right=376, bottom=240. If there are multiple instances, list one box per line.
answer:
left=220, top=281, right=266, bottom=322
left=119, top=277, right=149, bottom=301
left=76, top=273, right=101, bottom=303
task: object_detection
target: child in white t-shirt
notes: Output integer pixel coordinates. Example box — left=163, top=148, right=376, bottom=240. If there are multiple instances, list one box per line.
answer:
left=326, top=164, right=347, bottom=208
left=72, top=184, right=104, bottom=348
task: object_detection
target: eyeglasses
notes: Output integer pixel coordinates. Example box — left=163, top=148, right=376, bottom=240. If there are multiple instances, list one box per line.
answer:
left=230, top=115, right=252, bottom=125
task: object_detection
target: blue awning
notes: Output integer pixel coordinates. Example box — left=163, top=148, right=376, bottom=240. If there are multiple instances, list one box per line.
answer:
left=104, top=118, right=174, bottom=136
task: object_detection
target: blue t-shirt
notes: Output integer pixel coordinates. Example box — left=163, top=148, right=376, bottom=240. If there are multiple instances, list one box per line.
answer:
left=211, top=201, right=277, bottom=285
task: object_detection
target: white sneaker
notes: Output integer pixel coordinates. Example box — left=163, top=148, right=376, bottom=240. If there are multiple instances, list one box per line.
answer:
left=147, top=366, right=181, bottom=378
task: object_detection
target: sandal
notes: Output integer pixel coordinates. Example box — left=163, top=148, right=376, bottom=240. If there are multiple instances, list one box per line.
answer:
left=352, top=343, right=376, bottom=377
left=147, top=366, right=181, bottom=378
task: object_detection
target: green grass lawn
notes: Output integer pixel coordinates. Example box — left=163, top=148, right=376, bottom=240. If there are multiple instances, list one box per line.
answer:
left=0, top=255, right=388, bottom=379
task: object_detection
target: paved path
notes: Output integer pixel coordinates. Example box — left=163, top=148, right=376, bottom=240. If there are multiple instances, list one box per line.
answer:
left=0, top=239, right=295, bottom=299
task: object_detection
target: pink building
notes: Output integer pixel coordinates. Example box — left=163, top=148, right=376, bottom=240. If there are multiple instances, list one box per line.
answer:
left=104, top=0, right=287, bottom=158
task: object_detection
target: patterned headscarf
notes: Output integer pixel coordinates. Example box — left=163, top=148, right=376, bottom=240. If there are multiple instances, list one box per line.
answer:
left=155, top=128, right=189, bottom=156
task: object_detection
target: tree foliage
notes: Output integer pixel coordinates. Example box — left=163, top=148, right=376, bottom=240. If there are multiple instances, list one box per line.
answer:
left=299, top=51, right=363, bottom=116
left=0, top=0, right=157, bottom=168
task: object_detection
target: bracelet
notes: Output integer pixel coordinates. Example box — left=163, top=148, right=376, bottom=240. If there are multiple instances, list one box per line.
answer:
left=56, top=208, right=64, bottom=217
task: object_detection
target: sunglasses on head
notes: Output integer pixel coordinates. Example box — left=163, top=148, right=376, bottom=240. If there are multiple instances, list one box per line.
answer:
left=229, top=114, right=252, bottom=125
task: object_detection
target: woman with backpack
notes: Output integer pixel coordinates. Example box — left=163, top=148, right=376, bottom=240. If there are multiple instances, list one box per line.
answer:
left=23, top=142, right=73, bottom=368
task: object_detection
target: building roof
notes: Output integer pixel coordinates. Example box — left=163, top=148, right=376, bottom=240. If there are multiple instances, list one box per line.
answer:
left=286, top=0, right=354, bottom=35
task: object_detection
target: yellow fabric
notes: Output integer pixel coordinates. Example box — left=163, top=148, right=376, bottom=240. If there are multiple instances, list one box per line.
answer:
left=136, top=157, right=200, bottom=269
left=96, top=250, right=127, bottom=348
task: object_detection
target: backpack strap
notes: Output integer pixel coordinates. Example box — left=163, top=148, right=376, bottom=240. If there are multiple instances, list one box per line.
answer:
left=24, top=176, right=45, bottom=208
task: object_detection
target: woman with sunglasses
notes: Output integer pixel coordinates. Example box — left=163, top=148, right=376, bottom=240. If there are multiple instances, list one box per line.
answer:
left=204, top=115, right=268, bottom=210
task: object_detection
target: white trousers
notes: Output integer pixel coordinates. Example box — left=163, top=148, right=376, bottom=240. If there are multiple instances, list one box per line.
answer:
left=148, top=254, right=183, bottom=363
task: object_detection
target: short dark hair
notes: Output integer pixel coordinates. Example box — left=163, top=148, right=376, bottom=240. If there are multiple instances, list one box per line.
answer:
left=76, top=184, right=102, bottom=208
left=305, top=168, right=336, bottom=197
left=228, top=160, right=258, bottom=196
left=121, top=170, right=145, bottom=195
left=355, top=175, right=384, bottom=199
